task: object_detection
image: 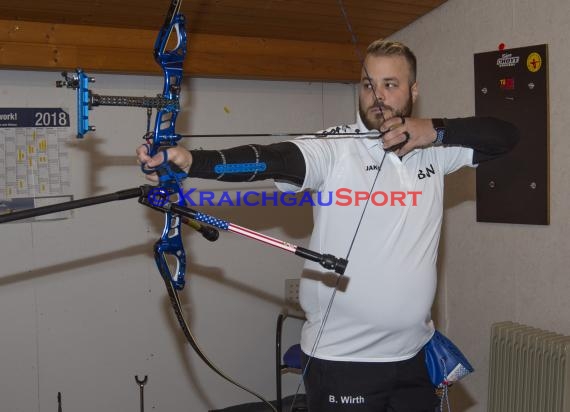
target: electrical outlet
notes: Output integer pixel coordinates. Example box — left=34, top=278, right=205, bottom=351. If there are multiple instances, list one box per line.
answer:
left=284, top=278, right=304, bottom=317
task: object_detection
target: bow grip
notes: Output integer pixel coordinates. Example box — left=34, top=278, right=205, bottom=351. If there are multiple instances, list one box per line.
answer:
left=140, top=144, right=187, bottom=182
left=156, top=162, right=187, bottom=185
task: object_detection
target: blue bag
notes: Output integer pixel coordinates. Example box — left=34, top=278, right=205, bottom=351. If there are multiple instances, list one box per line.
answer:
left=424, top=330, right=474, bottom=388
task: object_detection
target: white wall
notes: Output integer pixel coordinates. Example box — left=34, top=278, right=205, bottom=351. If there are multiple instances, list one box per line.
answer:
left=0, top=70, right=356, bottom=411
left=392, top=0, right=570, bottom=410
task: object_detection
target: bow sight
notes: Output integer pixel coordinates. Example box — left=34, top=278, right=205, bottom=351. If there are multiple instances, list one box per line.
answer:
left=56, top=69, right=178, bottom=138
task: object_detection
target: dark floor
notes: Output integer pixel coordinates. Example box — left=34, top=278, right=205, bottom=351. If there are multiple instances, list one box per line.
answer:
left=210, top=394, right=307, bottom=411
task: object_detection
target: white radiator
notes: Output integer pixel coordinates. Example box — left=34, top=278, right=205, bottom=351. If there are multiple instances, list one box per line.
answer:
left=488, top=321, right=570, bottom=412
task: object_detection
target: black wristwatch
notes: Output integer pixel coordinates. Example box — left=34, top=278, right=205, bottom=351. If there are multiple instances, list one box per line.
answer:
left=432, top=118, right=446, bottom=146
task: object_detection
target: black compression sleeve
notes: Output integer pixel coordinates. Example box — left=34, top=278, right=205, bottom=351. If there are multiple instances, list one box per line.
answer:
left=442, top=117, right=519, bottom=163
left=188, top=142, right=305, bottom=185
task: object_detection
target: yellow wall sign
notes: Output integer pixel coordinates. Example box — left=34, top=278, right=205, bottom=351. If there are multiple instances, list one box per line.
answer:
left=527, top=52, right=542, bottom=72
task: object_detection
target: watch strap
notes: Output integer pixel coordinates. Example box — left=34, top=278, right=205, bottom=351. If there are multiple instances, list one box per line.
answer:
left=432, top=118, right=446, bottom=146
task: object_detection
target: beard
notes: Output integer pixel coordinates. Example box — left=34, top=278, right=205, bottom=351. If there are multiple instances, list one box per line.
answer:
left=359, top=89, right=414, bottom=131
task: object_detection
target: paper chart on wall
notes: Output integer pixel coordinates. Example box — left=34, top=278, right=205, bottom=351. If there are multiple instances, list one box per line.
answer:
left=0, top=108, right=72, bottom=220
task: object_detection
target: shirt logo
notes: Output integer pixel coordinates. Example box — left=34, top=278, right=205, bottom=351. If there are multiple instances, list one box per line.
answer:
left=365, top=164, right=381, bottom=171
left=418, top=164, right=436, bottom=179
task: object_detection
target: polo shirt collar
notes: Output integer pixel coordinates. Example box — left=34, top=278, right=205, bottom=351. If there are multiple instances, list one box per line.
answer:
left=356, top=112, right=382, bottom=151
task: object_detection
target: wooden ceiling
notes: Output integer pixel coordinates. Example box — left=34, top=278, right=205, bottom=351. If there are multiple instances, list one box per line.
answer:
left=0, top=0, right=447, bottom=81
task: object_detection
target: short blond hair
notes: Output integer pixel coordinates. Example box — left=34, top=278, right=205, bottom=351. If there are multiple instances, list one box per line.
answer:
left=366, top=40, right=417, bottom=85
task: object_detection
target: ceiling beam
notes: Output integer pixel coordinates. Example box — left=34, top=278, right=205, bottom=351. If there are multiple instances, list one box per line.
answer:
left=0, top=19, right=361, bottom=82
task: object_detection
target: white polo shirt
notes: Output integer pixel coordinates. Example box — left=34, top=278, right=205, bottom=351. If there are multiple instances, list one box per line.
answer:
left=276, top=114, right=475, bottom=362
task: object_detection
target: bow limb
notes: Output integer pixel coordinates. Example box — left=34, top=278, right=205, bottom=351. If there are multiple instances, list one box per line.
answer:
left=157, top=255, right=278, bottom=411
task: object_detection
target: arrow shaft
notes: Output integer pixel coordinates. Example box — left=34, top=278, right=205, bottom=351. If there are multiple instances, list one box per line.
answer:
left=177, top=131, right=381, bottom=139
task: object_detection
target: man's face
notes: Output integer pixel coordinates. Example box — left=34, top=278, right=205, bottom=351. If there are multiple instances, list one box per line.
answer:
left=358, top=54, right=418, bottom=131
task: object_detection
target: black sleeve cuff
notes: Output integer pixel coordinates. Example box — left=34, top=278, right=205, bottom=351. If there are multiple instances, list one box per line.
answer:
left=441, top=117, right=519, bottom=163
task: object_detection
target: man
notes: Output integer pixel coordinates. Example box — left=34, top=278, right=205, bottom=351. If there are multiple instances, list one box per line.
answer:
left=137, top=40, right=518, bottom=411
